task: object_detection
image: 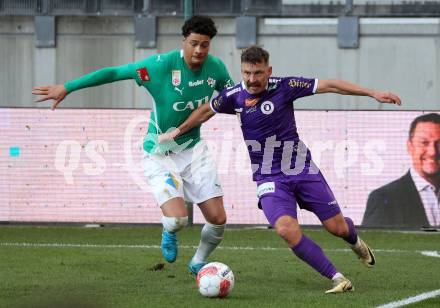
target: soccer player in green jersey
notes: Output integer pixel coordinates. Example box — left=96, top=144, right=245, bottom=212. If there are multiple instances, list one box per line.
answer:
left=32, top=16, right=234, bottom=275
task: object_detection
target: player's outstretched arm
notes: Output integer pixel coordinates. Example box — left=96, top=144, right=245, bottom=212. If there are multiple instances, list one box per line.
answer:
left=316, top=79, right=401, bottom=105
left=32, top=84, right=68, bottom=110
left=32, top=65, right=134, bottom=110
left=158, top=103, right=216, bottom=143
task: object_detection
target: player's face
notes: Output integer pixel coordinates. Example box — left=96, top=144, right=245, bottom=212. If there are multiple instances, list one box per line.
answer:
left=241, top=61, right=272, bottom=95
left=182, top=33, right=211, bottom=70
left=407, top=122, right=440, bottom=182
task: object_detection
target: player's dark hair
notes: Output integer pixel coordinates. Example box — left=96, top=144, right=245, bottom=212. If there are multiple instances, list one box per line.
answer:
left=182, top=16, right=217, bottom=38
left=241, top=46, right=269, bottom=64
left=408, top=113, right=440, bottom=139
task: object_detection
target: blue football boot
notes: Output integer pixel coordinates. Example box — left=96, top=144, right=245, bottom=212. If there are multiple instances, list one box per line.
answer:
left=161, top=229, right=178, bottom=263
left=188, top=257, right=207, bottom=276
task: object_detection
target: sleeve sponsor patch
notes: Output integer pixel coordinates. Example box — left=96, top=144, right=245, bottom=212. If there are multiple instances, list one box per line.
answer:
left=288, top=78, right=312, bottom=89
left=136, top=67, right=150, bottom=82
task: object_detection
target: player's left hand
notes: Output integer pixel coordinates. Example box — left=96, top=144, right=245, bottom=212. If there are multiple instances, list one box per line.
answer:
left=372, top=91, right=402, bottom=105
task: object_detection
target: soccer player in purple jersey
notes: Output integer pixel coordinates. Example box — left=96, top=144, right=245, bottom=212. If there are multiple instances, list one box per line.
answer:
left=159, top=46, right=401, bottom=293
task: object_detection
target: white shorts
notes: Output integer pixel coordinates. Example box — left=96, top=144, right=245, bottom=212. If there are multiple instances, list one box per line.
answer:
left=143, top=141, right=223, bottom=206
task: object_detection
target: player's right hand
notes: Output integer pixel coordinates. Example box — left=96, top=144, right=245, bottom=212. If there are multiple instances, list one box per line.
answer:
left=372, top=91, right=402, bottom=106
left=32, top=84, right=68, bottom=110
left=158, top=128, right=180, bottom=143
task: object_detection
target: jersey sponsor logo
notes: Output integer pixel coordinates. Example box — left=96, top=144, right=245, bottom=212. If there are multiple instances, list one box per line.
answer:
left=136, top=67, right=150, bottom=82
left=246, top=106, right=257, bottom=114
left=207, top=77, right=216, bottom=88
left=226, top=87, right=240, bottom=97
left=174, top=86, right=184, bottom=95
left=261, top=101, right=274, bottom=115
left=288, top=78, right=312, bottom=89
left=257, top=182, right=275, bottom=198
left=245, top=98, right=259, bottom=107
left=172, top=70, right=181, bottom=86
left=172, top=96, right=209, bottom=111
left=189, top=80, right=204, bottom=87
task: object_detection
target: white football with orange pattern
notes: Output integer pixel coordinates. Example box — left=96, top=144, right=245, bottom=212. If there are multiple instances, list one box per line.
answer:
left=196, top=262, right=234, bottom=298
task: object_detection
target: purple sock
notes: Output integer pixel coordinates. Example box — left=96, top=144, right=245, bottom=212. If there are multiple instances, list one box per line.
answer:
left=343, top=217, right=358, bottom=245
left=291, top=235, right=337, bottom=279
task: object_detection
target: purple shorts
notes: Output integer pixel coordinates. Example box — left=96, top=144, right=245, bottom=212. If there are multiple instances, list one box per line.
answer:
left=256, top=172, right=341, bottom=227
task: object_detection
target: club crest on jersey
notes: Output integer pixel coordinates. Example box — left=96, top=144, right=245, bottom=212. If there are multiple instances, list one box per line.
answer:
left=207, top=77, right=216, bottom=88
left=172, top=70, right=181, bottom=86
left=261, top=101, right=274, bottom=115
left=136, top=67, right=150, bottom=82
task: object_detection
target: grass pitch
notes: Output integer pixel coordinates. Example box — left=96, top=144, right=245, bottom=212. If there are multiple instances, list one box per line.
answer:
left=1, top=225, right=439, bottom=307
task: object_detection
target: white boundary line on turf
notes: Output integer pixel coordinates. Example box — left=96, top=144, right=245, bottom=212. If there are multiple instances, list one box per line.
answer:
left=421, top=251, right=440, bottom=258
left=0, top=242, right=438, bottom=256
left=376, top=289, right=440, bottom=308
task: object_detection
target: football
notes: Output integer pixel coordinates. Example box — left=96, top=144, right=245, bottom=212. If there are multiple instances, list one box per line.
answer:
left=196, top=262, right=235, bottom=298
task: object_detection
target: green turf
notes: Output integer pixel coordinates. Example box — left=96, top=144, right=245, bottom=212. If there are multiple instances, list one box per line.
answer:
left=0, top=226, right=439, bottom=307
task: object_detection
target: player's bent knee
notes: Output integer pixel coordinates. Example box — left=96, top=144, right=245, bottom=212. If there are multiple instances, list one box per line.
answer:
left=209, top=215, right=226, bottom=225
left=204, top=209, right=227, bottom=225
left=276, top=224, right=301, bottom=245
left=162, top=216, right=188, bottom=233
left=275, top=224, right=293, bottom=239
left=326, top=223, right=348, bottom=238
left=335, top=227, right=349, bottom=238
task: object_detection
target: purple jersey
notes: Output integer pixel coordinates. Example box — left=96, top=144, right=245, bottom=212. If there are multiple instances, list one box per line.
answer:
left=210, top=76, right=319, bottom=181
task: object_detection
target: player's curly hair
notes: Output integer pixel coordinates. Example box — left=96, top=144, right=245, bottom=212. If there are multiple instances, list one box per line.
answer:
left=241, top=45, right=269, bottom=64
left=182, top=16, right=217, bottom=38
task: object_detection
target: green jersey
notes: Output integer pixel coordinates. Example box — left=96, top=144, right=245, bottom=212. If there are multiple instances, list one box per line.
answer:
left=65, top=49, right=233, bottom=154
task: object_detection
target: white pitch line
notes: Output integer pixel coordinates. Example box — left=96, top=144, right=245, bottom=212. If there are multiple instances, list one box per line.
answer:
left=0, top=242, right=282, bottom=250
left=421, top=251, right=440, bottom=258
left=0, top=242, right=438, bottom=256
left=377, top=289, right=440, bottom=308
left=0, top=242, right=284, bottom=250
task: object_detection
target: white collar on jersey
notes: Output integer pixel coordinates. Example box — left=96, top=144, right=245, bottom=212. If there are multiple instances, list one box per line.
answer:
left=180, top=49, right=184, bottom=57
